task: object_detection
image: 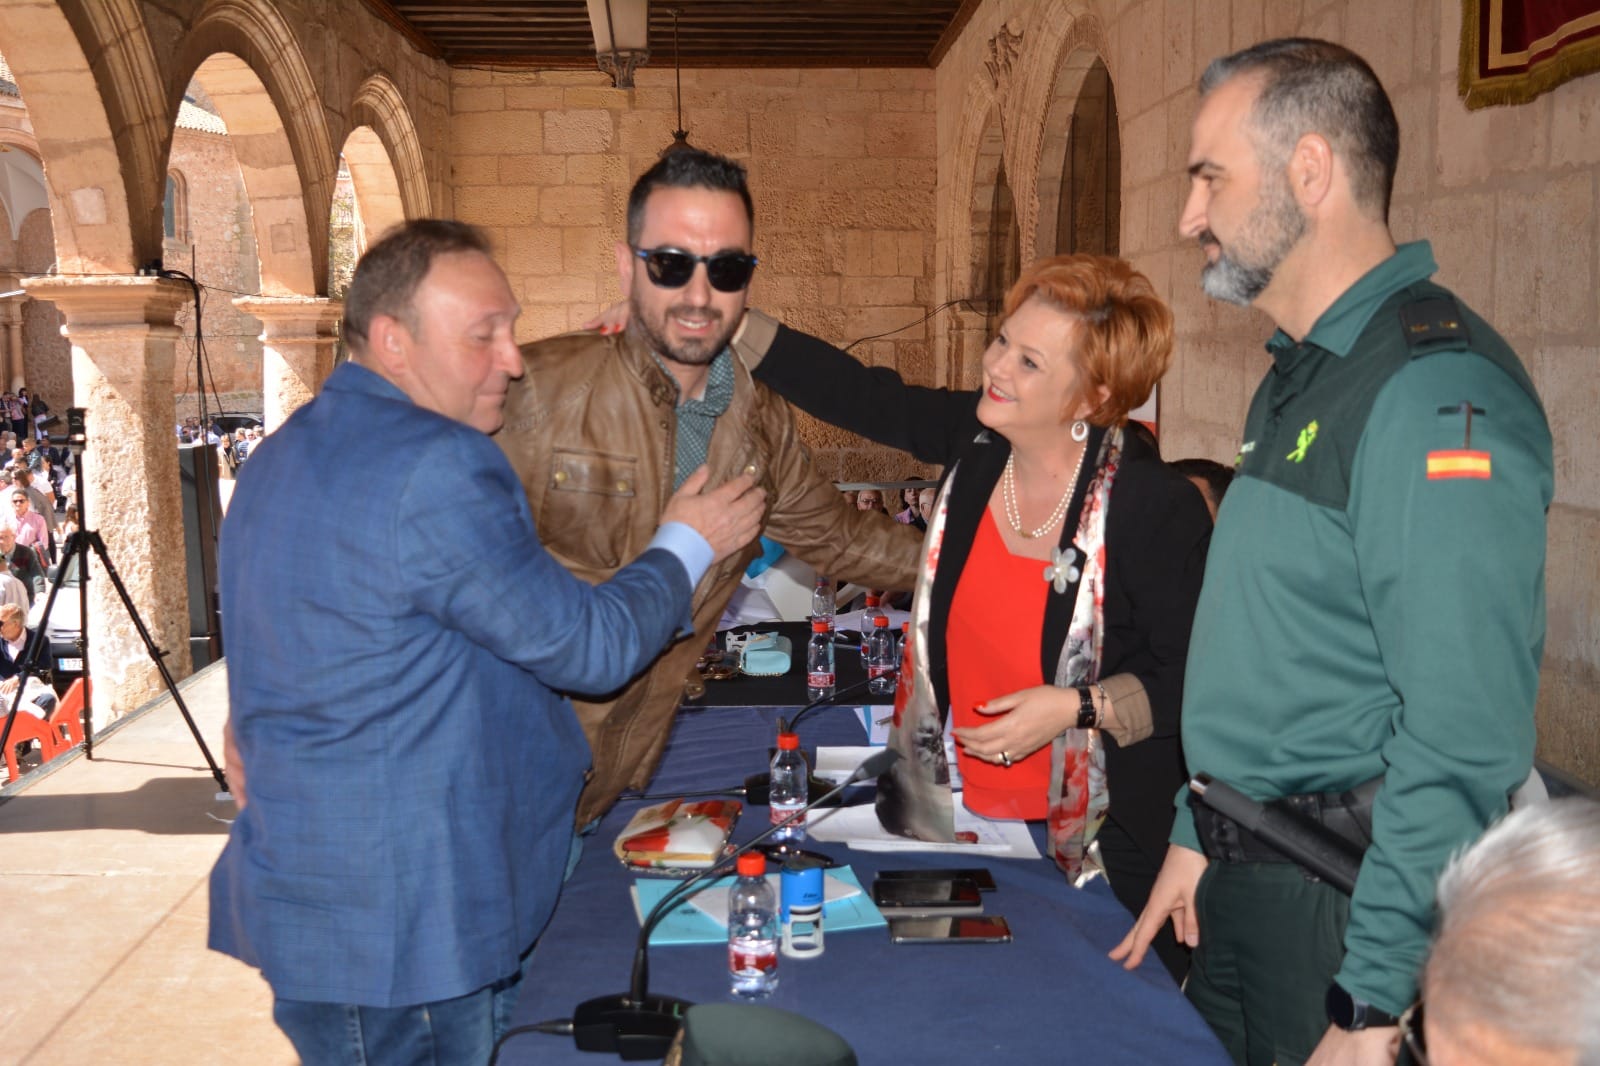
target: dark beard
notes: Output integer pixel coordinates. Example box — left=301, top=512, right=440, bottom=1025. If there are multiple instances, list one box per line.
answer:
left=630, top=295, right=735, bottom=367
left=1197, top=174, right=1306, bottom=307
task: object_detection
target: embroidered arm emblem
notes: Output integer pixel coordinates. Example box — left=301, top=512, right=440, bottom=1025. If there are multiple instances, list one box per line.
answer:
left=1285, top=420, right=1319, bottom=463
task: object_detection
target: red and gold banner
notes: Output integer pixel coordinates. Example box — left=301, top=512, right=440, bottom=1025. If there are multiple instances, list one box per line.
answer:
left=1460, top=1, right=1600, bottom=108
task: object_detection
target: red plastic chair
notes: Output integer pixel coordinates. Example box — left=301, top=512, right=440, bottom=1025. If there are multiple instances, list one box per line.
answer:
left=3, top=710, right=63, bottom=782
left=49, top=678, right=89, bottom=747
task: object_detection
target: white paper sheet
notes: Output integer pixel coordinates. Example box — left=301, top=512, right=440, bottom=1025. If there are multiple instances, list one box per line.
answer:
left=806, top=789, right=1040, bottom=859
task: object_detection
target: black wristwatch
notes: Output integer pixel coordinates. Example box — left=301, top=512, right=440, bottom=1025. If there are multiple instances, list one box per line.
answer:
left=1325, top=983, right=1401, bottom=1030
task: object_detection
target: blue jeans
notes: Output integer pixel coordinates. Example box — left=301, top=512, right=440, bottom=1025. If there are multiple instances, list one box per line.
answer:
left=273, top=968, right=523, bottom=1066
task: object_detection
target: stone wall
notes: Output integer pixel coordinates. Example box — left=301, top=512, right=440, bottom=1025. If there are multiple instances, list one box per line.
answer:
left=447, top=64, right=940, bottom=482
left=930, top=0, right=1600, bottom=785
left=167, top=125, right=263, bottom=415
left=17, top=208, right=66, bottom=404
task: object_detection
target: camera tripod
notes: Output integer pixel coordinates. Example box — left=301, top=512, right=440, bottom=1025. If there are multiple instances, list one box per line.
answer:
left=0, top=407, right=226, bottom=791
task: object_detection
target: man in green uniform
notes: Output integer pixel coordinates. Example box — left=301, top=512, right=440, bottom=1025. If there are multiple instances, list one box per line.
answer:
left=1110, top=39, right=1553, bottom=1066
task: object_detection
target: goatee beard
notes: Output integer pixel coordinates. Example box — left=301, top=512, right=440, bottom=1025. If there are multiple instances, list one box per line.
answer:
left=631, top=298, right=732, bottom=367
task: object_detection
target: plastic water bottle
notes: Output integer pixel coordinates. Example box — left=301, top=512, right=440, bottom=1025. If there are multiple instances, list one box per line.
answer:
left=858, top=594, right=883, bottom=655
left=806, top=619, right=835, bottom=701
left=810, top=575, right=834, bottom=630
left=728, top=852, right=779, bottom=997
left=769, top=731, right=808, bottom=843
left=866, top=614, right=897, bottom=698
left=899, top=622, right=910, bottom=669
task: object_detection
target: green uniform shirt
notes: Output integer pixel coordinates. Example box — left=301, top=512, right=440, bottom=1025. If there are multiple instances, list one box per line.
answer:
left=1174, top=242, right=1553, bottom=1014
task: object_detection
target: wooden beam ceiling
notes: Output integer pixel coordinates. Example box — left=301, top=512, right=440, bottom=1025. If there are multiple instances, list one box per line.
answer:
left=366, top=0, right=982, bottom=68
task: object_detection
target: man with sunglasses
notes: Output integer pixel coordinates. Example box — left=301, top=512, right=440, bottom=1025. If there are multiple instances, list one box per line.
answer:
left=497, top=148, right=921, bottom=827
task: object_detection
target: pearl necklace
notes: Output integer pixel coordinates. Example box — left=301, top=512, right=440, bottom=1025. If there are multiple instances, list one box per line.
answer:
left=1003, top=446, right=1086, bottom=539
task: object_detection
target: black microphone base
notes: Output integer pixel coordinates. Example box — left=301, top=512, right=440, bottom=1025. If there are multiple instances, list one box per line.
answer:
left=742, top=772, right=845, bottom=808
left=572, top=991, right=695, bottom=1060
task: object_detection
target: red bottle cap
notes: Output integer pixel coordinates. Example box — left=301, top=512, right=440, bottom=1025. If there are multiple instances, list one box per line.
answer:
left=811, top=619, right=830, bottom=632
left=873, top=615, right=889, bottom=628
left=776, top=732, right=800, bottom=750
left=736, top=852, right=766, bottom=877
left=901, top=622, right=910, bottom=632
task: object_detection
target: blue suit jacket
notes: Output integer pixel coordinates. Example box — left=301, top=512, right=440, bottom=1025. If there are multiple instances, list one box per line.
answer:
left=209, top=363, right=693, bottom=1006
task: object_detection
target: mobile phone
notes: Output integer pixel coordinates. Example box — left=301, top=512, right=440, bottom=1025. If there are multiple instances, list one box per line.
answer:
left=888, top=915, right=1013, bottom=944
left=871, top=877, right=984, bottom=915
left=874, top=867, right=998, bottom=892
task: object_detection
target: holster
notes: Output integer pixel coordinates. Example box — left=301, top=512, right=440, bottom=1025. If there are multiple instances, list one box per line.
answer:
left=1195, top=775, right=1382, bottom=876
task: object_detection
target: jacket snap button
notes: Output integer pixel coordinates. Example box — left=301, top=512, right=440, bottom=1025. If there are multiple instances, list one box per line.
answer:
left=744, top=464, right=757, bottom=476
left=617, top=480, right=630, bottom=492
left=553, top=470, right=568, bottom=484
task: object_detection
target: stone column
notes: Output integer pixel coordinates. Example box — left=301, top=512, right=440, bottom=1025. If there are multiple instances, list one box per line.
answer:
left=233, top=296, right=343, bottom=431
left=0, top=270, right=22, bottom=390
left=21, top=275, right=193, bottom=721
left=945, top=306, right=991, bottom=392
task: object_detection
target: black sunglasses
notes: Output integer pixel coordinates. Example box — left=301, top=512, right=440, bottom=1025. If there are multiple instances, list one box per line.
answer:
left=632, top=247, right=758, bottom=293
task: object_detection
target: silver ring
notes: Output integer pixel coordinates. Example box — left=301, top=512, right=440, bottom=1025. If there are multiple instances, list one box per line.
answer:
left=999, top=751, right=1013, bottom=768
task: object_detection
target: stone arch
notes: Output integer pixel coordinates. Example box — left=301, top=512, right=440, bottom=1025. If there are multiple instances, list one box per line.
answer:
left=340, top=127, right=406, bottom=246
left=0, top=136, right=48, bottom=244
left=944, top=77, right=1011, bottom=391
left=164, top=168, right=190, bottom=241
left=1000, top=4, right=1114, bottom=257
left=0, top=0, right=161, bottom=273
left=350, top=74, right=432, bottom=222
left=174, top=0, right=336, bottom=296
left=970, top=108, right=1018, bottom=325
left=1037, top=53, right=1120, bottom=258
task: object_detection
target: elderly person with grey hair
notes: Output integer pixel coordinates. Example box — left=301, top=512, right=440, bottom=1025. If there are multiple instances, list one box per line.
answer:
left=1410, top=796, right=1600, bottom=1066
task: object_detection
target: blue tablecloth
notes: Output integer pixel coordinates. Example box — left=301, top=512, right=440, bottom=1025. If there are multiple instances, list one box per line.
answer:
left=501, top=704, right=1230, bottom=1064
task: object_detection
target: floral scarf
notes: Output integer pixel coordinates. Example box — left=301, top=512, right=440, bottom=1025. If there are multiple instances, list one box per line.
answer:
left=876, top=428, right=1123, bottom=883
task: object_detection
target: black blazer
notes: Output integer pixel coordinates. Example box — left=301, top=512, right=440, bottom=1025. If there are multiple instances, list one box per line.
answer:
left=0, top=626, right=45, bottom=681
left=753, top=324, right=1212, bottom=858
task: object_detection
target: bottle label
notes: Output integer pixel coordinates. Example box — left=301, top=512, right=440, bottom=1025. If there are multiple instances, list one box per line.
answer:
left=771, top=799, right=806, bottom=828
left=729, top=942, right=778, bottom=973
left=868, top=664, right=893, bottom=679
left=807, top=670, right=835, bottom=688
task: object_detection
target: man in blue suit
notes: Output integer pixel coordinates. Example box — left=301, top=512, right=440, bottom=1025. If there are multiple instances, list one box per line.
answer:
left=209, top=219, right=765, bottom=1066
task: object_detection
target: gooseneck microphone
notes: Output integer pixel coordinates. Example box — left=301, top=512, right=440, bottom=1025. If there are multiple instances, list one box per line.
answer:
left=570, top=747, right=903, bottom=1060
left=743, top=678, right=875, bottom=808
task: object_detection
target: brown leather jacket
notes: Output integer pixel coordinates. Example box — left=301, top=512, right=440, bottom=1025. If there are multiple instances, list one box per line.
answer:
left=496, top=329, right=921, bottom=824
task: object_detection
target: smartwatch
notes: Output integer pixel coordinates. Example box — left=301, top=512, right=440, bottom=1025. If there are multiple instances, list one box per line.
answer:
left=1325, top=982, right=1401, bottom=1030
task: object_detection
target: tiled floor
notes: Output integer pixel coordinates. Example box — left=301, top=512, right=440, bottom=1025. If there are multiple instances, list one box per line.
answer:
left=0, top=662, right=295, bottom=1065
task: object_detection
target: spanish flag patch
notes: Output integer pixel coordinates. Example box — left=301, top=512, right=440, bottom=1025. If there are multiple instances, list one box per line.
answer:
left=1426, top=449, right=1491, bottom=479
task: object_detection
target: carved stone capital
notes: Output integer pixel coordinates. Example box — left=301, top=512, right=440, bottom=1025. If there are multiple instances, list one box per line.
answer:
left=984, top=21, right=1025, bottom=93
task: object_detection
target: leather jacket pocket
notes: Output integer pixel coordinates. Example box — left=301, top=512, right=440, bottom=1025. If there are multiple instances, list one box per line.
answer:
left=544, top=448, right=640, bottom=570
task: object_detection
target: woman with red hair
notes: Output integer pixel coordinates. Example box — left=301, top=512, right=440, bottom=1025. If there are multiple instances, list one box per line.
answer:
left=739, top=255, right=1210, bottom=981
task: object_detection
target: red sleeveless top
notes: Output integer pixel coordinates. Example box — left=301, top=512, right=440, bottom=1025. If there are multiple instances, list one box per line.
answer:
left=946, top=506, right=1051, bottom=820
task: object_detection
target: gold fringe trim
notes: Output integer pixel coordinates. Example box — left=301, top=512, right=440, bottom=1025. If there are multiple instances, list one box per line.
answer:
left=1459, top=1, right=1600, bottom=111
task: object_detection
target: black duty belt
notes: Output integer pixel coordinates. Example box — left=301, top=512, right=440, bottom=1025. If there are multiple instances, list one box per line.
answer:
left=1193, top=776, right=1382, bottom=889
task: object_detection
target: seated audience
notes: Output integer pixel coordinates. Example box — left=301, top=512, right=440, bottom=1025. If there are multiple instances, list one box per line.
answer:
left=5, top=489, right=50, bottom=565
left=855, top=487, right=887, bottom=515
left=1169, top=458, right=1235, bottom=521
left=894, top=486, right=926, bottom=531
left=0, top=526, right=46, bottom=603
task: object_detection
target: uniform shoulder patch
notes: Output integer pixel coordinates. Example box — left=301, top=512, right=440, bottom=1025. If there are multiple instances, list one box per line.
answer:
left=1427, top=449, right=1491, bottom=480
left=1398, top=297, right=1469, bottom=353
